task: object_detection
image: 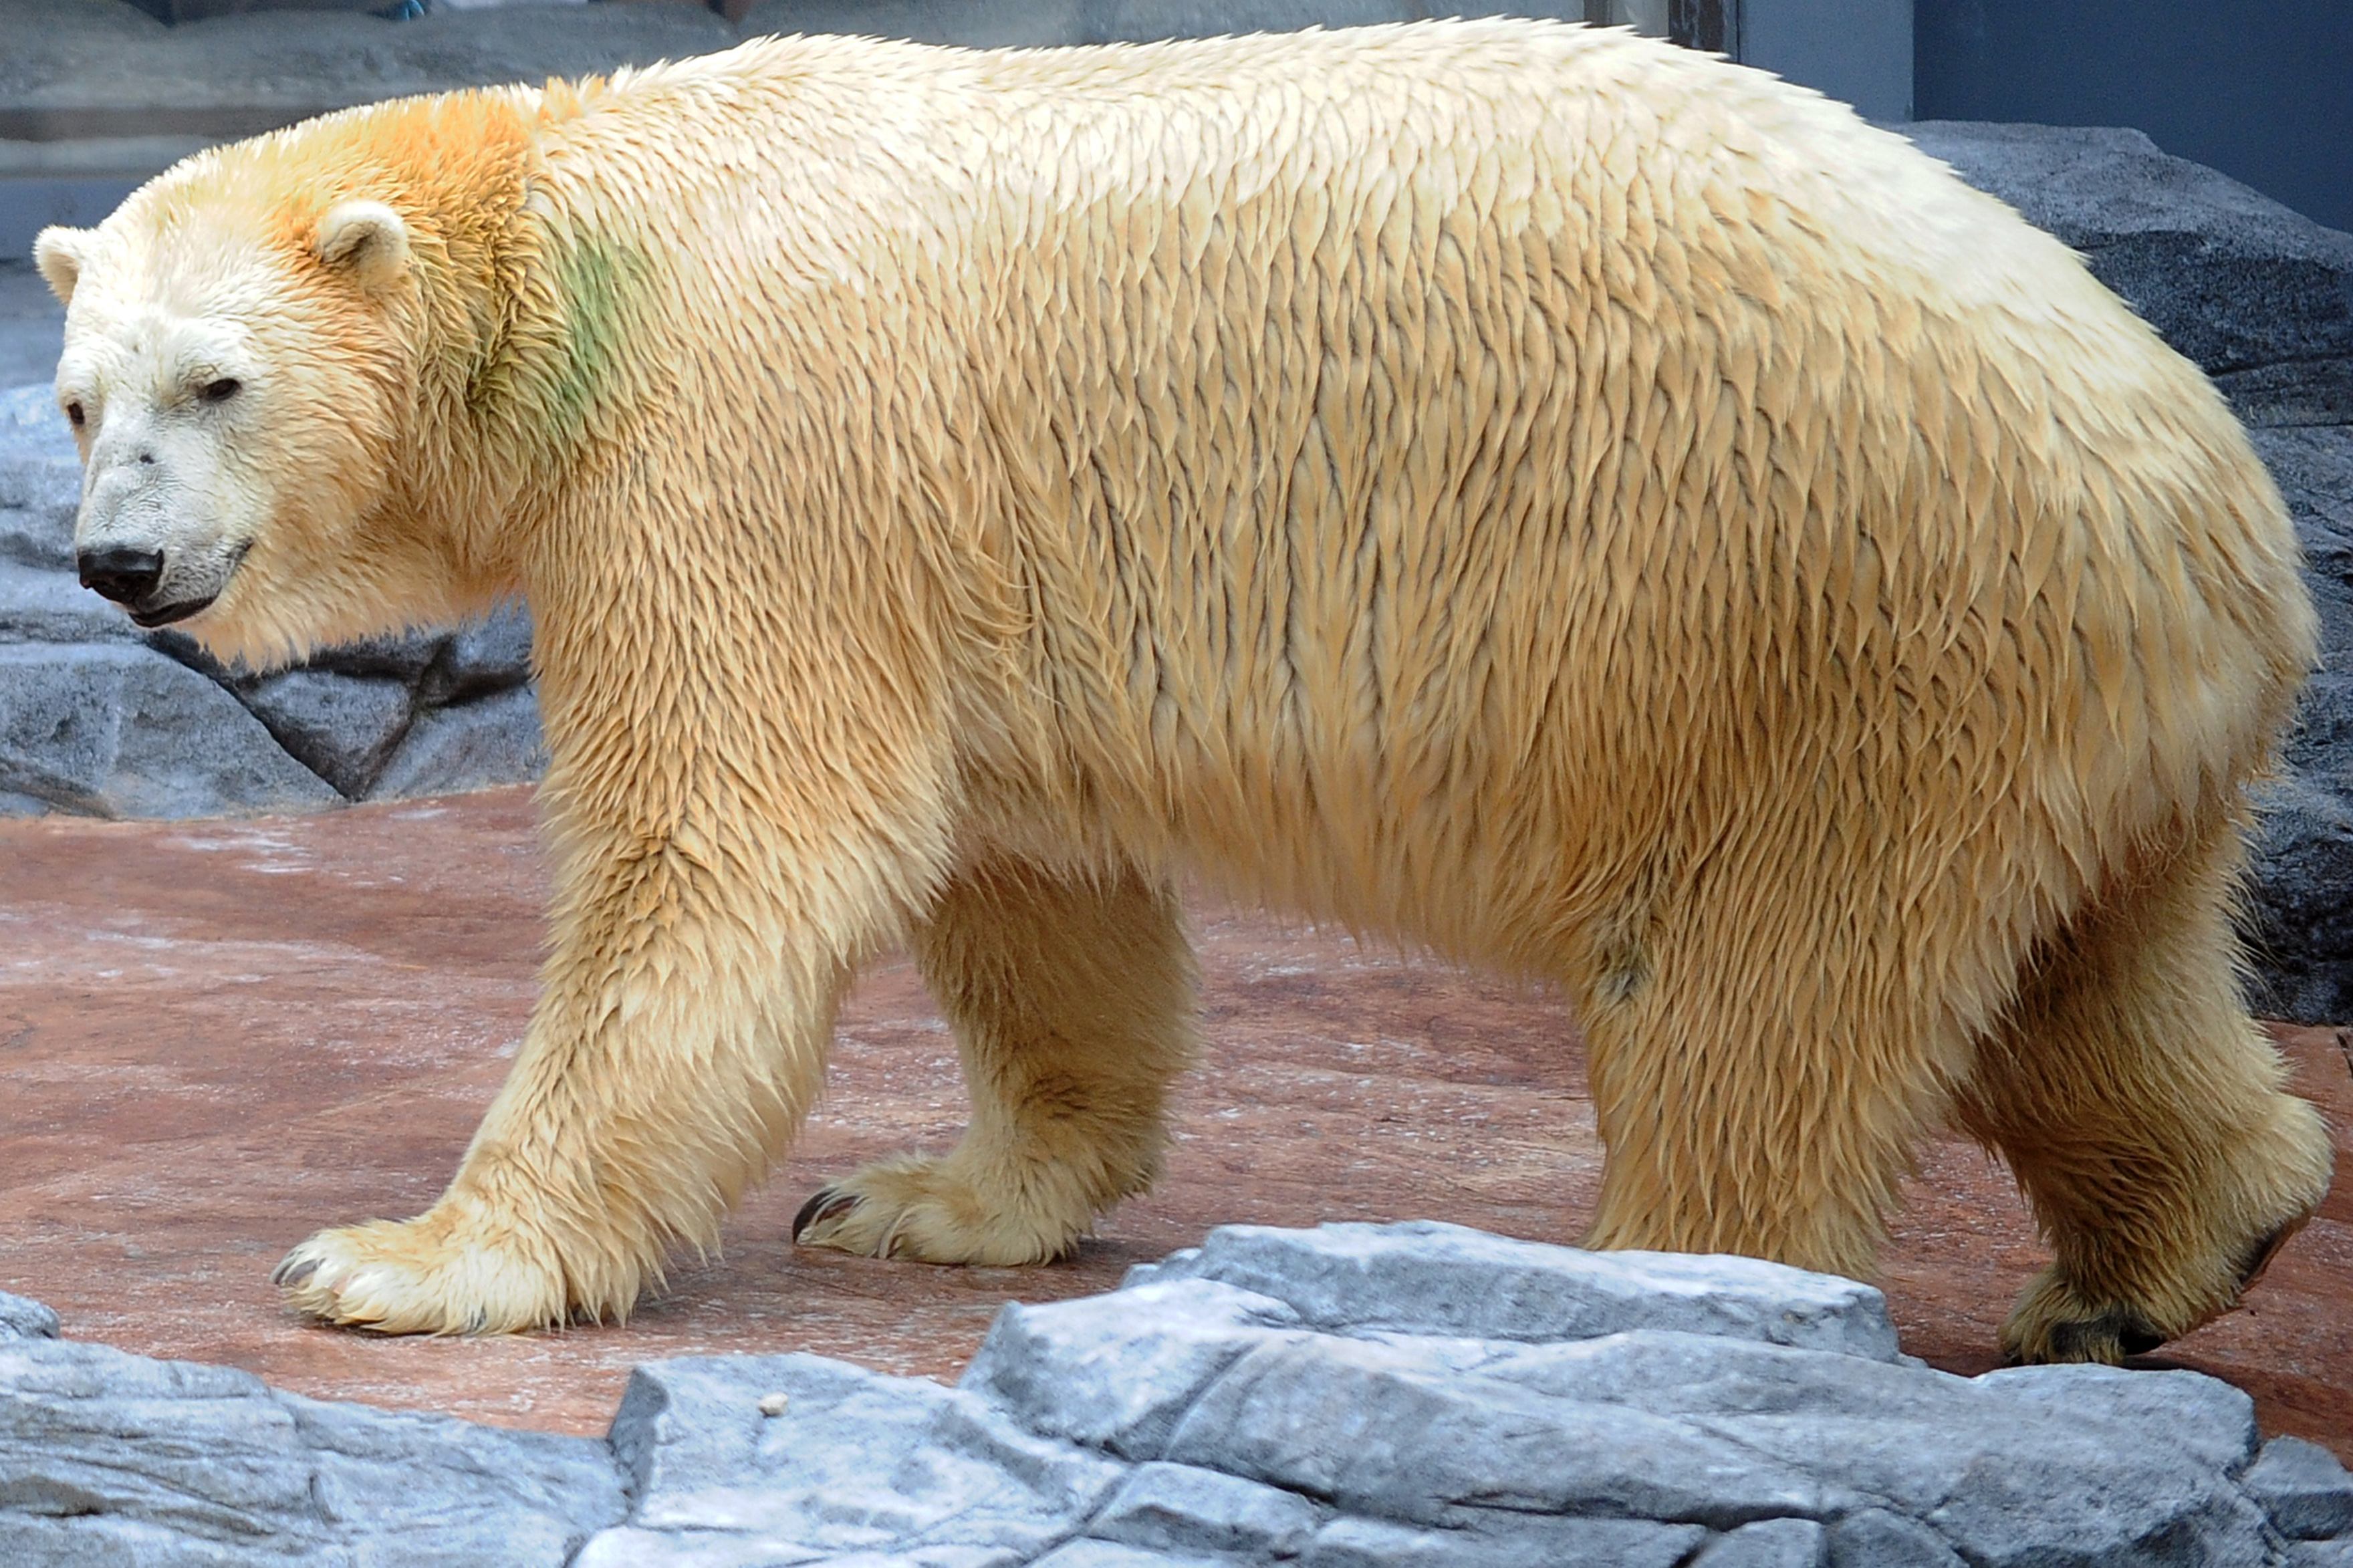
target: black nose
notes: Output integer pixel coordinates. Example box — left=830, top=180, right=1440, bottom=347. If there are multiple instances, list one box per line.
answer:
left=78, top=546, right=165, bottom=605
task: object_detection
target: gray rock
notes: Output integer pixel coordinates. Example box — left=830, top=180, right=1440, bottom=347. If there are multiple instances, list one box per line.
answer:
left=1824, top=1510, right=1965, bottom=1568
left=418, top=601, right=533, bottom=704
left=2243, top=1436, right=2353, bottom=1541
left=299, top=629, right=449, bottom=685
left=1126, top=1220, right=1904, bottom=1361
left=967, top=1277, right=1306, bottom=1467
left=0, top=1335, right=624, bottom=1565
left=365, top=680, right=545, bottom=800
left=1159, top=1332, right=1834, bottom=1531
left=0, top=557, right=140, bottom=644
left=1298, top=1513, right=1707, bottom=1568
left=1904, top=122, right=2353, bottom=427
left=3, top=1221, right=2337, bottom=1567
left=1084, top=1461, right=1324, bottom=1560
left=235, top=670, right=414, bottom=799
left=583, top=1352, right=1127, bottom=1567
left=0, top=383, right=77, bottom=572
left=1973, top=1362, right=2261, bottom=1474
left=2289, top=1543, right=2353, bottom=1568
left=0, top=643, right=340, bottom=817
left=0, top=1291, right=57, bottom=1340
left=1693, top=1518, right=1828, bottom=1568
left=2240, top=426, right=2353, bottom=1019
left=1036, top=1540, right=1228, bottom=1568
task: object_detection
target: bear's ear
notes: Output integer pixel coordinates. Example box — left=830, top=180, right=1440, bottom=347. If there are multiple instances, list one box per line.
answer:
left=33, top=227, right=91, bottom=306
left=315, top=200, right=412, bottom=292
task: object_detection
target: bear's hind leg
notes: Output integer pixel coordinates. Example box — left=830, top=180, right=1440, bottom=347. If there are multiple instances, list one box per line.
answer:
left=1959, top=817, right=2334, bottom=1364
left=1576, top=889, right=1947, bottom=1285
left=793, top=858, right=1196, bottom=1264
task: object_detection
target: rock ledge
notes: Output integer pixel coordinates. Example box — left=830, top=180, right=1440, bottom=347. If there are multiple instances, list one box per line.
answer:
left=5, top=1220, right=2351, bottom=1566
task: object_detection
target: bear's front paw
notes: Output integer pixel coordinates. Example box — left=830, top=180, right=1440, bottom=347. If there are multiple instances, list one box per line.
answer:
left=790, top=1154, right=1080, bottom=1266
left=273, top=1206, right=575, bottom=1335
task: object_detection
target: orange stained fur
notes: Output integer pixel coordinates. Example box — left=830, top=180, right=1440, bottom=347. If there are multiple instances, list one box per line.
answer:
left=34, top=19, right=2331, bottom=1355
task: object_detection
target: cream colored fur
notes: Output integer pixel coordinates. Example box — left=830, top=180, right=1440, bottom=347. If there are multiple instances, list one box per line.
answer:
left=37, top=20, right=2331, bottom=1357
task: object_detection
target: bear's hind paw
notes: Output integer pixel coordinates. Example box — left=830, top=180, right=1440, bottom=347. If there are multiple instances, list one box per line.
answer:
left=789, top=1156, right=1082, bottom=1266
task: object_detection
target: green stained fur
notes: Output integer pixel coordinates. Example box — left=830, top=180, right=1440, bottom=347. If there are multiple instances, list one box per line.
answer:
left=510, top=227, right=646, bottom=453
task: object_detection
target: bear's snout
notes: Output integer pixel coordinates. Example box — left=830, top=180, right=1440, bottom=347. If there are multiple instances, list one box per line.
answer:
left=78, top=545, right=164, bottom=605
left=76, top=543, right=223, bottom=628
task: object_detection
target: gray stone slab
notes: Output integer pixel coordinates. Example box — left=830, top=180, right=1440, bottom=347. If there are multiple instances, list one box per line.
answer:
left=586, top=1353, right=1127, bottom=1567
left=0, top=642, right=339, bottom=816
left=0, top=264, right=65, bottom=386
left=2240, top=425, right=2353, bottom=1021
left=1824, top=1509, right=1965, bottom=1568
left=1084, top=1460, right=1324, bottom=1559
left=237, top=669, right=414, bottom=799
left=2243, top=1436, right=2353, bottom=1541
left=299, top=629, right=449, bottom=686
left=1298, top=1513, right=1707, bottom=1568
left=0, top=1223, right=2334, bottom=1567
left=366, top=679, right=545, bottom=799
left=1160, top=1333, right=1836, bottom=1531
left=962, top=1279, right=1306, bottom=1460
left=0, top=1292, right=57, bottom=1341
left=420, top=600, right=533, bottom=704
left=0, top=380, right=76, bottom=571
left=1693, top=1517, right=1828, bottom=1568
left=1972, top=1363, right=2261, bottom=1474
left=0, top=1335, right=625, bottom=1565
left=2289, top=1543, right=2353, bottom=1568
left=1126, top=1220, right=1904, bottom=1361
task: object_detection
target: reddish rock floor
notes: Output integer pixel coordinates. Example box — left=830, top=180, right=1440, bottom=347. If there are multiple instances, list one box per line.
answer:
left=1, top=789, right=2348, bottom=1458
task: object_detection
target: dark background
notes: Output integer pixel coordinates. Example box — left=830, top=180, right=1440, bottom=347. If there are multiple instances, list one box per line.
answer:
left=1914, top=0, right=2353, bottom=234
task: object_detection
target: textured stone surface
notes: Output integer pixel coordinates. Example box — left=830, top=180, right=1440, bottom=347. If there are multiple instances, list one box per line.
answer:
left=0, top=643, right=342, bottom=817
left=366, top=680, right=545, bottom=801
left=235, top=669, right=415, bottom=799
left=0, top=1335, right=626, bottom=1565
left=2243, top=425, right=2353, bottom=1019
left=0, top=1293, right=56, bottom=1342
left=2246, top=1436, right=2353, bottom=1541
left=11, top=1220, right=2336, bottom=1565
left=1126, top=1220, right=1906, bottom=1360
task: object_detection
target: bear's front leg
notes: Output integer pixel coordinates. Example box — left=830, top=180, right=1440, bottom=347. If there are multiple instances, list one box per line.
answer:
left=274, top=841, right=865, bottom=1333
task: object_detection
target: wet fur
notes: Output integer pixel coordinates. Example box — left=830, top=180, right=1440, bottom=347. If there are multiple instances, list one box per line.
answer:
left=38, top=20, right=2331, bottom=1352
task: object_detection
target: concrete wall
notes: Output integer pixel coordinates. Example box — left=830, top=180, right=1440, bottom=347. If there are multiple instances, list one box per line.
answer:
left=1739, top=0, right=1912, bottom=121
left=1915, top=0, right=2353, bottom=235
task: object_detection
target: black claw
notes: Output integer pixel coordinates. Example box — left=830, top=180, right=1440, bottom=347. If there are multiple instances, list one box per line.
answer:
left=2043, top=1307, right=2169, bottom=1363
left=275, top=1257, right=319, bottom=1289
left=793, top=1186, right=858, bottom=1241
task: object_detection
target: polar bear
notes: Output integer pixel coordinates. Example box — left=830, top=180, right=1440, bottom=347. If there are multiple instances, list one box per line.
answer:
left=35, top=19, right=2332, bottom=1361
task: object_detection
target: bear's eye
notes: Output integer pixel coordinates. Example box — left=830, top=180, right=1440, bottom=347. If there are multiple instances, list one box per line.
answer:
left=64, top=401, right=84, bottom=427
left=201, top=378, right=242, bottom=404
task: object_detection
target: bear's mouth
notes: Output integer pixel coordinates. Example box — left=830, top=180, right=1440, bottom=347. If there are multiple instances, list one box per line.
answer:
left=129, top=595, right=218, bottom=629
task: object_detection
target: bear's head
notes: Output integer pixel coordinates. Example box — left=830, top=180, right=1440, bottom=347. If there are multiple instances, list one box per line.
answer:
left=35, top=98, right=537, bottom=668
